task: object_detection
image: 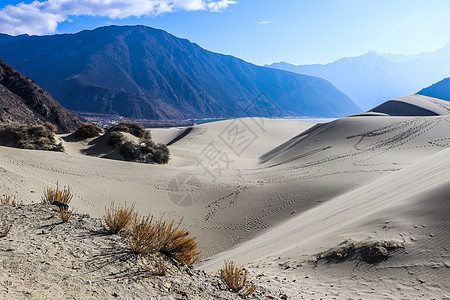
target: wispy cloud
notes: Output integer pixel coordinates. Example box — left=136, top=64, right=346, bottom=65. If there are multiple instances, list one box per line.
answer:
left=259, top=20, right=272, bottom=25
left=0, top=0, right=238, bottom=35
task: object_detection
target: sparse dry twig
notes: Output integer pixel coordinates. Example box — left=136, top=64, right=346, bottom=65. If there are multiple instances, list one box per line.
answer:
left=0, top=194, right=22, bottom=205
left=138, top=254, right=167, bottom=276
left=0, top=224, right=11, bottom=237
left=59, top=207, right=73, bottom=223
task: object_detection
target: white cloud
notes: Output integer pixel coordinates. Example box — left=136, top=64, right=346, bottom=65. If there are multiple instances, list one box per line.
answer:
left=259, top=20, right=272, bottom=25
left=0, top=0, right=237, bottom=35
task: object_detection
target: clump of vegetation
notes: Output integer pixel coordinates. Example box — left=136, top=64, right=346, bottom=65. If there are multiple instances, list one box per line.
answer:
left=0, top=224, right=11, bottom=237
left=219, top=261, right=256, bottom=297
left=73, top=123, right=103, bottom=139
left=0, top=122, right=64, bottom=152
left=0, top=194, right=22, bottom=206
left=59, top=207, right=73, bottom=223
left=110, top=121, right=150, bottom=139
left=127, top=215, right=160, bottom=255
left=41, top=181, right=73, bottom=206
left=316, top=241, right=403, bottom=264
left=107, top=121, right=169, bottom=164
left=103, top=201, right=136, bottom=234
left=127, top=213, right=201, bottom=271
left=157, top=218, right=201, bottom=265
left=119, top=140, right=169, bottom=164
left=107, top=131, right=126, bottom=147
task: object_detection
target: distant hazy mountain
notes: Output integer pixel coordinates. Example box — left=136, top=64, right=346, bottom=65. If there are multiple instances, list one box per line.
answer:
left=418, top=77, right=450, bottom=101
left=0, top=59, right=82, bottom=133
left=0, top=26, right=360, bottom=120
left=269, top=44, right=450, bottom=110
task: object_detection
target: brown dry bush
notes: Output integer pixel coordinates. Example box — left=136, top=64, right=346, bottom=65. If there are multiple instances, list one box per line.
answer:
left=219, top=261, right=256, bottom=297
left=0, top=122, right=64, bottom=152
left=0, top=224, right=11, bottom=237
left=127, top=215, right=160, bottom=255
left=59, top=207, right=73, bottom=223
left=103, top=201, right=136, bottom=234
left=157, top=218, right=201, bottom=265
left=127, top=214, right=201, bottom=265
left=41, top=181, right=73, bottom=205
left=73, top=123, right=104, bottom=139
left=0, top=194, right=22, bottom=205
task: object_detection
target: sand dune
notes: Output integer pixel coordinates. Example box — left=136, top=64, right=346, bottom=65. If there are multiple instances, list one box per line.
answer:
left=0, top=95, right=449, bottom=298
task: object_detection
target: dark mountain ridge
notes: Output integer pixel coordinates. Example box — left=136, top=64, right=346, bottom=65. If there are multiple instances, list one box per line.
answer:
left=0, top=25, right=360, bottom=120
left=0, top=59, right=83, bottom=133
left=418, top=77, right=450, bottom=101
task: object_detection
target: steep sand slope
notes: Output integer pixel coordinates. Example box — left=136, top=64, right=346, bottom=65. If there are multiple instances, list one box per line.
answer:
left=200, top=146, right=450, bottom=270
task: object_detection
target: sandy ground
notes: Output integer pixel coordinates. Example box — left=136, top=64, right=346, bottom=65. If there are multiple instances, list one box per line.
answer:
left=0, top=94, right=449, bottom=298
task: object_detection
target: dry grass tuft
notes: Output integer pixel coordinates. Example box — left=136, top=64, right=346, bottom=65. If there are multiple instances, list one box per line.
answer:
left=157, top=218, right=201, bottom=265
left=127, top=214, right=201, bottom=266
left=219, top=261, right=256, bottom=297
left=127, top=215, right=159, bottom=255
left=103, top=201, right=136, bottom=234
left=41, top=181, right=73, bottom=205
left=59, top=207, right=73, bottom=223
left=0, top=224, right=11, bottom=237
left=0, top=194, right=22, bottom=205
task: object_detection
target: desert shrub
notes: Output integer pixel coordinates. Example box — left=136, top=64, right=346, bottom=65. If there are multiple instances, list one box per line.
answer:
left=0, top=194, right=22, bottom=205
left=127, top=215, right=160, bottom=255
left=111, top=121, right=150, bottom=139
left=127, top=214, right=201, bottom=265
left=219, top=261, right=256, bottom=297
left=0, top=123, right=64, bottom=152
left=59, top=207, right=73, bottom=223
left=103, top=201, right=136, bottom=234
left=107, top=121, right=169, bottom=164
left=73, top=123, right=103, bottom=139
left=157, top=218, right=201, bottom=265
left=41, top=181, right=73, bottom=205
left=118, top=140, right=170, bottom=164
left=119, top=141, right=141, bottom=161
left=316, top=241, right=403, bottom=264
left=0, top=224, right=11, bottom=237
left=107, top=131, right=125, bottom=147
left=153, top=143, right=170, bottom=164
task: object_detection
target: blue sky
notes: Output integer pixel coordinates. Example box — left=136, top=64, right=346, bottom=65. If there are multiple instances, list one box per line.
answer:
left=0, top=0, right=449, bottom=65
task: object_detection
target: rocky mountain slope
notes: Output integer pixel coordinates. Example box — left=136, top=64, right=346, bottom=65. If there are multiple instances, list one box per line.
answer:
left=0, top=25, right=360, bottom=119
left=0, top=59, right=82, bottom=133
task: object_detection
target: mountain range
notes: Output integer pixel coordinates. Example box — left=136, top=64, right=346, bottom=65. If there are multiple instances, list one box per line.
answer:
left=0, top=25, right=361, bottom=120
left=418, top=77, right=450, bottom=101
left=0, top=59, right=82, bottom=133
left=268, top=44, right=450, bottom=109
